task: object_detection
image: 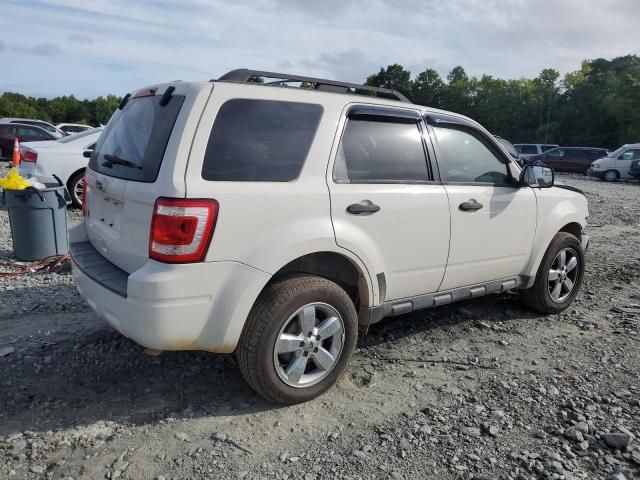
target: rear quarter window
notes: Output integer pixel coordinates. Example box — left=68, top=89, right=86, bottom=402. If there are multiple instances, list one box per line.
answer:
left=202, top=99, right=323, bottom=182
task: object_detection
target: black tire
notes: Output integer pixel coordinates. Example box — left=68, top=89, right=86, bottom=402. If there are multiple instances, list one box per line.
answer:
left=0, top=146, right=4, bottom=160
left=520, top=232, right=585, bottom=314
left=67, top=170, right=85, bottom=209
left=236, top=275, right=358, bottom=405
left=603, top=170, right=619, bottom=182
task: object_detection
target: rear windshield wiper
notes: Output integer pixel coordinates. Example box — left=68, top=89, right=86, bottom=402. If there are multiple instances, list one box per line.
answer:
left=102, top=153, right=143, bottom=170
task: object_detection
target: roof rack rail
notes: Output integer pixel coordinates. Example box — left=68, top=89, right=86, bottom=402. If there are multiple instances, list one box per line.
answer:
left=215, top=69, right=411, bottom=103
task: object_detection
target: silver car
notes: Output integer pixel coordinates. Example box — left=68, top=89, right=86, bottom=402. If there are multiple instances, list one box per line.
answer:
left=587, top=144, right=640, bottom=181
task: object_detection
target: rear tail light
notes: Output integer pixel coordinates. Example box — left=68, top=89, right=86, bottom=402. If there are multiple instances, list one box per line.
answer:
left=149, top=198, right=218, bottom=263
left=20, top=148, right=38, bottom=163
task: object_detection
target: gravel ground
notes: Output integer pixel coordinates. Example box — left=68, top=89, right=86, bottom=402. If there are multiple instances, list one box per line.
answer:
left=0, top=174, right=639, bottom=480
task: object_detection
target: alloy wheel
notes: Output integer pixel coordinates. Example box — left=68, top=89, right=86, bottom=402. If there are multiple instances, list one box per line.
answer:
left=273, top=302, right=345, bottom=388
left=548, top=248, right=579, bottom=303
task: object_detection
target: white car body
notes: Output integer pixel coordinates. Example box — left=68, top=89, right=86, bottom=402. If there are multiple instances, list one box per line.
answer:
left=588, top=143, right=640, bottom=181
left=19, top=128, right=103, bottom=204
left=69, top=78, right=589, bottom=360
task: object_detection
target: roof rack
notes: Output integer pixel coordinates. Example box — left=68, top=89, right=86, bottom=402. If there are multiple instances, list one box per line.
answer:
left=215, top=69, right=411, bottom=103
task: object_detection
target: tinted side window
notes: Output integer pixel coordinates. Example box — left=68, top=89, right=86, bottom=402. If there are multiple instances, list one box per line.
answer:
left=433, top=126, right=510, bottom=184
left=202, top=99, right=323, bottom=182
left=623, top=149, right=640, bottom=160
left=334, top=118, right=429, bottom=183
left=519, top=145, right=538, bottom=155
left=542, top=145, right=557, bottom=152
left=546, top=148, right=564, bottom=157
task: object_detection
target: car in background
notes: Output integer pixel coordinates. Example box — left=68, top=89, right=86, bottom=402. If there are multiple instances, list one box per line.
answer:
left=0, top=118, right=64, bottom=138
left=56, top=123, right=93, bottom=135
left=0, top=123, right=58, bottom=160
left=494, top=135, right=525, bottom=166
left=527, top=147, right=607, bottom=174
left=588, top=144, right=640, bottom=181
left=19, top=127, right=103, bottom=207
left=514, top=143, right=559, bottom=159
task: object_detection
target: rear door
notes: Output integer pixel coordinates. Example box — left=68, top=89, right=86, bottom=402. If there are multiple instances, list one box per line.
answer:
left=427, top=115, right=536, bottom=290
left=328, top=106, right=450, bottom=301
left=84, top=82, right=212, bottom=273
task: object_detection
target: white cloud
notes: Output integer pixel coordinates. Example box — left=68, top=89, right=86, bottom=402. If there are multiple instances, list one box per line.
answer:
left=2, top=0, right=639, bottom=97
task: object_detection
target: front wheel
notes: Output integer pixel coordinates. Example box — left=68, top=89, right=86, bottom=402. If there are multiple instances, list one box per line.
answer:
left=603, top=170, right=619, bottom=182
left=521, top=232, right=585, bottom=314
left=236, top=275, right=358, bottom=404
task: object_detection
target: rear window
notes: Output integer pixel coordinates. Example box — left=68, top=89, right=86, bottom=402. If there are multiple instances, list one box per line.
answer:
left=202, top=99, right=323, bottom=182
left=89, top=95, right=184, bottom=182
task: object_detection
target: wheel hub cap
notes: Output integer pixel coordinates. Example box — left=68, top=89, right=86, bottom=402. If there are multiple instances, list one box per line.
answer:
left=548, top=248, right=579, bottom=303
left=273, top=302, right=345, bottom=388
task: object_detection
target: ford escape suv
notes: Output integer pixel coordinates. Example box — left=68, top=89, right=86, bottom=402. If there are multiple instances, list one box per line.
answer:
left=70, top=69, right=590, bottom=404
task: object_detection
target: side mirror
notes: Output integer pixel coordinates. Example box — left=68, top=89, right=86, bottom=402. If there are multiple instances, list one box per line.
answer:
left=83, top=149, right=93, bottom=158
left=521, top=164, right=554, bottom=188
left=618, top=154, right=624, bottom=160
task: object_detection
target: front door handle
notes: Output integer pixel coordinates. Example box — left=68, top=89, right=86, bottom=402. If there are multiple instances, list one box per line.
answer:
left=459, top=199, right=483, bottom=212
left=347, top=200, right=381, bottom=215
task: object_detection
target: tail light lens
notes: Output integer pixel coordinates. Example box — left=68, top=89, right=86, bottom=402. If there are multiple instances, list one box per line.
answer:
left=20, top=148, right=38, bottom=163
left=149, top=198, right=218, bottom=263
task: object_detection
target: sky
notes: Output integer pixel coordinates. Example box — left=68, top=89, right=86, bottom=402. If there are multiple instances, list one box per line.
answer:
left=1, top=0, right=639, bottom=98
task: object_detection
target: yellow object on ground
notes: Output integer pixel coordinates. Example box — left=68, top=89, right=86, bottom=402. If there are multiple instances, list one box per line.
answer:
left=0, top=167, right=30, bottom=190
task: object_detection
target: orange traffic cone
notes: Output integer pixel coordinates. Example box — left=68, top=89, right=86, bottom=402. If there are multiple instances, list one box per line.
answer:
left=12, top=138, right=20, bottom=167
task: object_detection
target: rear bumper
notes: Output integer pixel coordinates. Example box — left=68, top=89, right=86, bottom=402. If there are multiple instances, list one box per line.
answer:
left=70, top=225, right=270, bottom=353
left=587, top=168, right=605, bottom=179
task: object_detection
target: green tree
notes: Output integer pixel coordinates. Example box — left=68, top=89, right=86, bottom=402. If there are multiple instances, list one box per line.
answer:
left=412, top=69, right=445, bottom=108
left=366, top=64, right=412, bottom=98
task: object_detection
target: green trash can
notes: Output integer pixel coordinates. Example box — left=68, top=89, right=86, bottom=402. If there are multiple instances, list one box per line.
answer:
left=1, top=178, right=72, bottom=261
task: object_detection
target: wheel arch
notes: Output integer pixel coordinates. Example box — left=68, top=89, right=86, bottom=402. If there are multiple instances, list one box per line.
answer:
left=269, top=251, right=374, bottom=312
left=523, top=219, right=586, bottom=289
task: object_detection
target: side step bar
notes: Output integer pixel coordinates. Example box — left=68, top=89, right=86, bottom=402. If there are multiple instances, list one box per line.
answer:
left=365, top=276, right=527, bottom=327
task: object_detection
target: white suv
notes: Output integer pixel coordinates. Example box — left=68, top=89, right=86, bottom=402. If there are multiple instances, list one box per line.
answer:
left=70, top=69, right=590, bottom=404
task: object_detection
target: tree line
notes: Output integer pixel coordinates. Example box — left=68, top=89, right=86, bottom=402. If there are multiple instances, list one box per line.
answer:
left=366, top=55, right=640, bottom=149
left=0, top=55, right=638, bottom=148
left=0, top=92, right=120, bottom=127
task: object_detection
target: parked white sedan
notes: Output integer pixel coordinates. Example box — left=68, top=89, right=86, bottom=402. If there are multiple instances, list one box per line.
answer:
left=19, top=128, right=103, bottom=207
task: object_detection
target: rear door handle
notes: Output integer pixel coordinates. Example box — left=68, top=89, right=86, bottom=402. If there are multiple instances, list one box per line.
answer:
left=347, top=201, right=381, bottom=215
left=459, top=199, right=483, bottom=212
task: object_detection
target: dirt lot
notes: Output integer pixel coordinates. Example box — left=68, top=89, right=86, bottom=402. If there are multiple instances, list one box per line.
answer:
left=1, top=175, right=639, bottom=480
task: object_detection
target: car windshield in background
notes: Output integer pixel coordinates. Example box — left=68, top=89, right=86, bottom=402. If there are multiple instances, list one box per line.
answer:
left=56, top=128, right=101, bottom=144
left=607, top=147, right=625, bottom=157
left=89, top=95, right=184, bottom=182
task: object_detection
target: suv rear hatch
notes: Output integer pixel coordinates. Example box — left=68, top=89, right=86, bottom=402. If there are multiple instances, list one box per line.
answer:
left=84, top=82, right=212, bottom=273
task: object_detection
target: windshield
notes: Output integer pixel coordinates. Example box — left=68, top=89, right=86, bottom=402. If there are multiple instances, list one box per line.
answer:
left=607, top=146, right=625, bottom=158
left=89, top=94, right=184, bottom=182
left=56, top=127, right=102, bottom=144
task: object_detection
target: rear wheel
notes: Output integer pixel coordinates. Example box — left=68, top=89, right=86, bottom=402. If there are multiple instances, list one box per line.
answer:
left=603, top=170, right=619, bottom=182
left=521, top=232, right=585, bottom=314
left=236, top=275, right=358, bottom=404
left=67, top=170, right=85, bottom=209
left=0, top=146, right=4, bottom=160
